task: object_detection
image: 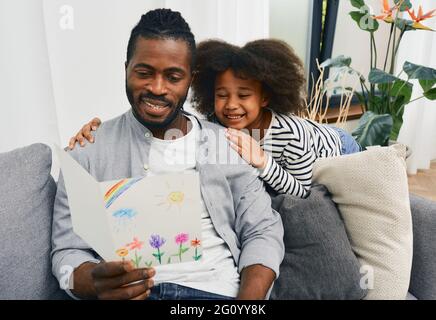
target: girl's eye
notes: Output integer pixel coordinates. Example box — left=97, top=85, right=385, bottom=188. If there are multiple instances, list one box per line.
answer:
left=216, top=94, right=228, bottom=98
left=239, top=94, right=250, bottom=99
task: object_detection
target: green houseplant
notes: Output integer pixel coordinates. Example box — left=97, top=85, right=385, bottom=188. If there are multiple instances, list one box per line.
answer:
left=321, top=0, right=436, bottom=148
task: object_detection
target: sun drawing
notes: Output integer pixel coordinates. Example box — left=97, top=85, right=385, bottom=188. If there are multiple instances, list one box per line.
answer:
left=155, top=180, right=193, bottom=213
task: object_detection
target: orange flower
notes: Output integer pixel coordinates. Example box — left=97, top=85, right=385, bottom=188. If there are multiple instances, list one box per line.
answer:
left=126, top=237, right=144, bottom=251
left=407, top=5, right=436, bottom=30
left=374, top=0, right=398, bottom=22
left=191, top=238, right=201, bottom=247
left=407, top=5, right=436, bottom=23
left=116, top=247, right=129, bottom=258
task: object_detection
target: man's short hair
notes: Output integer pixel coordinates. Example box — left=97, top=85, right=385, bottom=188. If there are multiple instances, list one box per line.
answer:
left=126, top=8, right=196, bottom=69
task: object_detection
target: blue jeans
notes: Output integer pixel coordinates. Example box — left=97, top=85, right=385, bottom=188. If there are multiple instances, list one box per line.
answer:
left=330, top=126, right=362, bottom=155
left=147, top=283, right=234, bottom=300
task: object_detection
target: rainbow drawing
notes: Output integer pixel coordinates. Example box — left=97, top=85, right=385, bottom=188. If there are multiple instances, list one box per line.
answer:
left=104, top=177, right=143, bottom=209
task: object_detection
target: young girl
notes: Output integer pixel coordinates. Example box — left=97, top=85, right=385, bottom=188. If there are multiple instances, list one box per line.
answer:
left=70, top=39, right=361, bottom=198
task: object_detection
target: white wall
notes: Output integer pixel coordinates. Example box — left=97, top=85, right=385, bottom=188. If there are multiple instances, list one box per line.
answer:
left=0, top=0, right=60, bottom=153
left=269, top=0, right=312, bottom=70
left=41, top=0, right=269, bottom=146
left=332, top=0, right=391, bottom=88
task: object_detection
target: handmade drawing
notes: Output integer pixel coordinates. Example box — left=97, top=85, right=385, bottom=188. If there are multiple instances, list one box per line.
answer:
left=111, top=208, right=137, bottom=233
left=149, top=234, right=166, bottom=265
left=126, top=237, right=144, bottom=268
left=191, top=238, right=202, bottom=261
left=57, top=145, right=204, bottom=266
left=173, top=233, right=190, bottom=262
left=116, top=247, right=129, bottom=262
left=104, top=177, right=143, bottom=209
left=155, top=180, right=192, bottom=213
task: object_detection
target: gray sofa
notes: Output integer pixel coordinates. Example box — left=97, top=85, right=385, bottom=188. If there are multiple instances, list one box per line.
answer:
left=1, top=143, right=435, bottom=300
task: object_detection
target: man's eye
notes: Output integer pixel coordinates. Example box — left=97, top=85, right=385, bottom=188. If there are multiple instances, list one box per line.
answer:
left=168, top=75, right=182, bottom=82
left=136, top=71, right=151, bottom=77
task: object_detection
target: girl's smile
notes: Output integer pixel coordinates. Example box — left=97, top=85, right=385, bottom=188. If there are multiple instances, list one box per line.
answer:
left=214, top=69, right=270, bottom=133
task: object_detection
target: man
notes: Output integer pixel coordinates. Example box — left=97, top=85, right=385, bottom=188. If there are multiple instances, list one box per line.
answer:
left=52, top=8, right=284, bottom=300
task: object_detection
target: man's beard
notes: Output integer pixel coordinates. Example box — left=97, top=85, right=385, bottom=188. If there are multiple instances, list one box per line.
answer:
left=126, top=81, right=187, bottom=129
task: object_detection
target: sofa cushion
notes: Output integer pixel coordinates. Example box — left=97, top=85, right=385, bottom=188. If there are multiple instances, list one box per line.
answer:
left=312, top=144, right=413, bottom=299
left=269, top=184, right=367, bottom=300
left=0, top=143, right=65, bottom=299
left=408, top=194, right=436, bottom=300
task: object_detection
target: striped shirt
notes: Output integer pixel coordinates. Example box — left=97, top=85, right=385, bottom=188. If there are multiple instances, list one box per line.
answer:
left=259, top=111, right=342, bottom=198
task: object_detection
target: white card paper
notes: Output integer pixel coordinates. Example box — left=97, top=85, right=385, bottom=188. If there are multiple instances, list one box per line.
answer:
left=55, top=146, right=203, bottom=267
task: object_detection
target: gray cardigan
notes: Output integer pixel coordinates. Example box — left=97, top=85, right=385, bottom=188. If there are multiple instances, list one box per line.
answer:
left=51, top=110, right=285, bottom=289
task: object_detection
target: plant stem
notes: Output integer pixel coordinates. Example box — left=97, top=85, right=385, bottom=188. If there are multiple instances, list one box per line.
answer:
left=371, top=33, right=378, bottom=69
left=157, top=248, right=161, bottom=264
left=370, top=32, right=375, bottom=112
left=390, top=24, right=397, bottom=74
left=408, top=95, right=425, bottom=104
left=360, top=80, right=368, bottom=111
left=393, top=28, right=406, bottom=60
left=383, top=23, right=394, bottom=72
left=392, top=75, right=411, bottom=104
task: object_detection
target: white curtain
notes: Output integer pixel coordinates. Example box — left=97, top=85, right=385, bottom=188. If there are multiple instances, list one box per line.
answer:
left=0, top=0, right=60, bottom=155
left=0, top=0, right=269, bottom=162
left=396, top=0, right=436, bottom=175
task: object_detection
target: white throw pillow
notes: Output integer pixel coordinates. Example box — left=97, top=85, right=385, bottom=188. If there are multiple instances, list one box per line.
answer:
left=312, top=144, right=413, bottom=300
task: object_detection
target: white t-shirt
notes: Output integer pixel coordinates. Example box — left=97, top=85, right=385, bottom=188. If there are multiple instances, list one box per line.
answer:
left=146, top=115, right=240, bottom=298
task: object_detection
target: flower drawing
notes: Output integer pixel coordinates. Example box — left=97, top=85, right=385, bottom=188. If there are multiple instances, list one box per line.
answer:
left=126, top=237, right=144, bottom=268
left=149, top=234, right=166, bottom=265
left=174, top=233, right=189, bottom=262
left=116, top=247, right=129, bottom=262
left=191, top=238, right=202, bottom=261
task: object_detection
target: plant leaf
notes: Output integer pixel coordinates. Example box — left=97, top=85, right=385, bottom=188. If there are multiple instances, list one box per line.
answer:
left=394, top=0, right=412, bottom=11
left=350, top=0, right=366, bottom=9
left=320, top=55, right=352, bottom=68
left=411, top=22, right=434, bottom=31
left=349, top=11, right=379, bottom=32
left=403, top=61, right=436, bottom=80
left=354, top=91, right=366, bottom=107
left=419, top=79, right=436, bottom=92
left=394, top=18, right=415, bottom=31
left=369, top=69, right=399, bottom=84
left=352, top=111, right=393, bottom=148
left=378, top=83, right=389, bottom=92
left=390, top=80, right=413, bottom=103
left=390, top=115, right=403, bottom=141
left=424, top=88, right=436, bottom=100
left=181, top=247, right=190, bottom=254
left=368, top=95, right=384, bottom=113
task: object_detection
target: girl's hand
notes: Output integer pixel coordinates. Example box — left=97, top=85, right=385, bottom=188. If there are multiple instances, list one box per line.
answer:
left=225, top=128, right=268, bottom=169
left=68, top=117, right=102, bottom=150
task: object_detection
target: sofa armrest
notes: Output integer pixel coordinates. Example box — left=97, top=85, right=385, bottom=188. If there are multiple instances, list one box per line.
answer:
left=409, top=194, right=436, bottom=300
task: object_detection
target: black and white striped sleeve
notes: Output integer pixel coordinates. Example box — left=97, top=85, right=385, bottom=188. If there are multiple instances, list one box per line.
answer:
left=258, top=119, right=316, bottom=198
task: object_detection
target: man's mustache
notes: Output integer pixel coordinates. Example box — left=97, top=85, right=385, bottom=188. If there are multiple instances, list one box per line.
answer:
left=139, top=93, right=171, bottom=105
